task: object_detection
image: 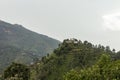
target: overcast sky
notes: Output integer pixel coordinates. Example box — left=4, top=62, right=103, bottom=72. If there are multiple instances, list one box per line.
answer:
left=1, top=0, right=120, bottom=50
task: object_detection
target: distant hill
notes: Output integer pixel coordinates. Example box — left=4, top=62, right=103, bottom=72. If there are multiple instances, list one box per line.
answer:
left=0, top=20, right=60, bottom=72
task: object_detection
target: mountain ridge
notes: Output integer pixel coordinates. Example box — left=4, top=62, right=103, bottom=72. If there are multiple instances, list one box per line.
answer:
left=0, top=20, right=60, bottom=73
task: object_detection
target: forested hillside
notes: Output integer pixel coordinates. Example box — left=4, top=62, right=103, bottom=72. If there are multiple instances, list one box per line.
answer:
left=30, top=39, right=118, bottom=80
left=64, top=54, right=120, bottom=80
left=1, top=39, right=120, bottom=80
left=0, top=20, right=60, bottom=73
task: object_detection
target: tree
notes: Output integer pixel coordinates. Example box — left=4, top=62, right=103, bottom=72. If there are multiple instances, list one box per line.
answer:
left=63, top=70, right=80, bottom=80
left=4, top=63, right=30, bottom=80
left=64, top=54, right=120, bottom=80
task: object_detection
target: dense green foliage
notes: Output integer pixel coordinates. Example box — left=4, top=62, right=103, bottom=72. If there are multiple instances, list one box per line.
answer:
left=0, top=20, right=60, bottom=72
left=64, top=54, right=120, bottom=80
left=3, top=63, right=30, bottom=80
left=1, top=38, right=120, bottom=80
left=31, top=39, right=115, bottom=80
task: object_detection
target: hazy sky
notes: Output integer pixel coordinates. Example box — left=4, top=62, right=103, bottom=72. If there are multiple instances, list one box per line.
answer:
left=1, top=0, right=120, bottom=50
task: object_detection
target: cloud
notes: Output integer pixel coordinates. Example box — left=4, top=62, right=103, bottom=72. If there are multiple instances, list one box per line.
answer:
left=102, top=12, right=120, bottom=31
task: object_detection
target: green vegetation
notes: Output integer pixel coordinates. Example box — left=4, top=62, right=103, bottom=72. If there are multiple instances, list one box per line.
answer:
left=31, top=39, right=117, bottom=80
left=64, top=54, right=120, bottom=80
left=4, top=63, right=30, bottom=80
left=1, top=38, right=120, bottom=80
left=0, top=20, right=60, bottom=73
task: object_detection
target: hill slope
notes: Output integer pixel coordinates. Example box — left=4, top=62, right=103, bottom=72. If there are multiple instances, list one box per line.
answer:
left=1, top=39, right=120, bottom=80
left=0, top=20, right=60, bottom=72
left=31, top=39, right=115, bottom=80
